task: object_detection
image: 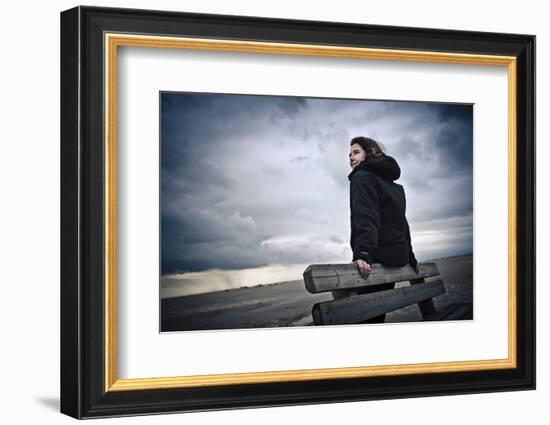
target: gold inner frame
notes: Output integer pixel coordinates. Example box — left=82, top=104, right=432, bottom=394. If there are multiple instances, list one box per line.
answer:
left=104, top=33, right=518, bottom=392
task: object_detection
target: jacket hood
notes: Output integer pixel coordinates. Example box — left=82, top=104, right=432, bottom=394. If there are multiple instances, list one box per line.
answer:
left=348, top=154, right=401, bottom=181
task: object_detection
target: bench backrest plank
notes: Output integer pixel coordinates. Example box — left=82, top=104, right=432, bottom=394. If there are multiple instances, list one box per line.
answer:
left=312, top=279, right=445, bottom=325
left=304, top=263, right=439, bottom=294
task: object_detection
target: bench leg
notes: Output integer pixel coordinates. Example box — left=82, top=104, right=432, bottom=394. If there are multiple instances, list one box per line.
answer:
left=410, top=278, right=438, bottom=319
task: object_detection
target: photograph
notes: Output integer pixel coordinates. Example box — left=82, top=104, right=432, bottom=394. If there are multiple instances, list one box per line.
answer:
left=160, top=92, right=474, bottom=332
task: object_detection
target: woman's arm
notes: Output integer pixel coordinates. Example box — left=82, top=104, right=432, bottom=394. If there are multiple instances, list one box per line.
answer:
left=405, top=218, right=419, bottom=272
left=350, top=171, right=380, bottom=266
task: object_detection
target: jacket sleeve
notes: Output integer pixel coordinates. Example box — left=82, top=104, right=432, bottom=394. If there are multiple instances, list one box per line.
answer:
left=350, top=171, right=380, bottom=264
left=405, top=218, right=418, bottom=269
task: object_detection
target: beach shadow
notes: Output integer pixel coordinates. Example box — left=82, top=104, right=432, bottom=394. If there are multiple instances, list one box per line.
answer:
left=35, top=396, right=59, bottom=411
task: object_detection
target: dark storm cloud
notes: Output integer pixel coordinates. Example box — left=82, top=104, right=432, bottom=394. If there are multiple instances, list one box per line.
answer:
left=161, top=92, right=473, bottom=274
left=384, top=102, right=473, bottom=176
left=432, top=103, right=473, bottom=174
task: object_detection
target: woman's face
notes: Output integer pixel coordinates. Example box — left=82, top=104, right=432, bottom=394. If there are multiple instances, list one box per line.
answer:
left=349, top=143, right=367, bottom=169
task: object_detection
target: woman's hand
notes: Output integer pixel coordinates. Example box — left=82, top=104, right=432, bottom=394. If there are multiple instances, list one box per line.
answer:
left=353, top=259, right=371, bottom=279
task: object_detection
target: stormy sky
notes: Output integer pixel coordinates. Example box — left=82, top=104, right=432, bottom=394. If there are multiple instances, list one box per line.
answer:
left=161, top=92, right=473, bottom=293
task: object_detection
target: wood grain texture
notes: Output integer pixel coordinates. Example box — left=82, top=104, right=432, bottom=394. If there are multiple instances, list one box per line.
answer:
left=409, top=278, right=438, bottom=318
left=312, top=279, right=445, bottom=325
left=304, top=262, right=439, bottom=293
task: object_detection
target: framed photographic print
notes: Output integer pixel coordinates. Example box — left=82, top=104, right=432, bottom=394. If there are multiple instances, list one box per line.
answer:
left=60, top=5, right=535, bottom=419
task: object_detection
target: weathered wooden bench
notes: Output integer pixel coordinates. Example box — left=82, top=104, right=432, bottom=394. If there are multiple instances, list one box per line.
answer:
left=303, top=262, right=472, bottom=325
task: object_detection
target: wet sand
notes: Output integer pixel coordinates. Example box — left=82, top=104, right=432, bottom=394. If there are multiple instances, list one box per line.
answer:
left=161, top=254, right=473, bottom=332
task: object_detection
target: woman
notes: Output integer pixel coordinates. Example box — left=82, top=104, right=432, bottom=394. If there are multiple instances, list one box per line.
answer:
left=348, top=136, right=419, bottom=284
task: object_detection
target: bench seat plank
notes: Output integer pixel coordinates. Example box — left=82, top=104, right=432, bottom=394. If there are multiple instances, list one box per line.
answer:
left=312, top=279, right=445, bottom=325
left=304, top=263, right=439, bottom=294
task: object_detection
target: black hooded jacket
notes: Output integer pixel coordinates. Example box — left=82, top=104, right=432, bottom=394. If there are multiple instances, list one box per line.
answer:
left=348, top=154, right=418, bottom=268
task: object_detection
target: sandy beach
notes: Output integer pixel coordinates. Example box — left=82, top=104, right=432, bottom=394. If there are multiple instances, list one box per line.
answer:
left=161, top=254, right=473, bottom=332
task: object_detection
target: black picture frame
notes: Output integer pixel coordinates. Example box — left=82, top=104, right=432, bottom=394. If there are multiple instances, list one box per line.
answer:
left=60, top=5, right=535, bottom=419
